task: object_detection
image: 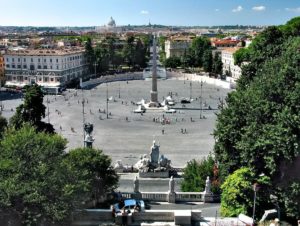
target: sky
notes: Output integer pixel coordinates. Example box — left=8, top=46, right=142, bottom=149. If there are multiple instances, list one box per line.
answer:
left=1, top=0, right=300, bottom=27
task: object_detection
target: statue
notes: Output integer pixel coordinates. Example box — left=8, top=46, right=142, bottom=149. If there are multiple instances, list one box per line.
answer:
left=159, top=154, right=171, bottom=168
left=204, top=176, right=211, bottom=194
left=134, top=155, right=150, bottom=171
left=150, top=140, right=160, bottom=166
left=133, top=176, right=139, bottom=193
left=169, top=176, right=175, bottom=193
left=84, top=123, right=94, bottom=148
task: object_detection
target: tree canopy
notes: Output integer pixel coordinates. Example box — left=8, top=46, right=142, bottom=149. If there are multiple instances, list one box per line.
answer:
left=0, top=125, right=119, bottom=225
left=9, top=84, right=54, bottom=133
left=214, top=17, right=300, bottom=221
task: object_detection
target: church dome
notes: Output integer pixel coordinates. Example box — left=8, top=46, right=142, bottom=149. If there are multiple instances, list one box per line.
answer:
left=108, top=17, right=116, bottom=27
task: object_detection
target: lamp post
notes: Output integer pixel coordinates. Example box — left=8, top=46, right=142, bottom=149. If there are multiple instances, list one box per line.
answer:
left=200, top=81, right=203, bottom=119
left=118, top=82, right=121, bottom=99
left=93, top=61, right=98, bottom=78
left=106, top=82, right=109, bottom=119
left=82, top=98, right=86, bottom=147
left=252, top=183, right=260, bottom=224
left=190, top=81, right=192, bottom=100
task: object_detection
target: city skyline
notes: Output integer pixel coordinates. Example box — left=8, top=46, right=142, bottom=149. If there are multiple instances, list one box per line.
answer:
left=1, top=0, right=300, bottom=27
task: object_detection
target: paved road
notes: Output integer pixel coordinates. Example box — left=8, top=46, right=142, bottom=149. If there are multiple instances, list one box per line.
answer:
left=147, top=202, right=221, bottom=217
left=0, top=73, right=230, bottom=168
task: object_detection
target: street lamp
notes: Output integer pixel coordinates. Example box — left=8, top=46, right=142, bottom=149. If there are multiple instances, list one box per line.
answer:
left=106, top=82, right=109, bottom=119
left=93, top=60, right=98, bottom=78
left=200, top=81, right=203, bottom=119
left=82, top=98, right=86, bottom=147
left=252, top=183, right=260, bottom=224
left=190, top=81, right=192, bottom=100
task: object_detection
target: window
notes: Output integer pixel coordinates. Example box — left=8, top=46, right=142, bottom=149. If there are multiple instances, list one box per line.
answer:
left=6, top=64, right=10, bottom=68
left=50, top=78, right=54, bottom=82
left=56, top=65, right=59, bottom=69
left=56, top=59, right=58, bottom=63
left=17, top=65, right=21, bottom=68
left=18, top=58, right=20, bottom=62
left=12, top=58, right=14, bottom=62
left=50, top=65, right=52, bottom=69
left=30, top=65, right=35, bottom=70
left=6, top=58, right=9, bottom=62
left=44, top=77, right=48, bottom=82
left=31, top=58, right=33, bottom=62
left=38, top=65, right=41, bottom=69
left=24, top=58, right=26, bottom=62
left=24, top=77, right=28, bottom=80
left=23, top=65, right=27, bottom=69
left=43, top=65, right=47, bottom=69
left=38, top=58, right=40, bottom=62
left=50, top=59, right=52, bottom=63
left=44, top=59, right=46, bottom=63
left=39, top=78, right=42, bottom=81
left=12, top=65, right=15, bottom=68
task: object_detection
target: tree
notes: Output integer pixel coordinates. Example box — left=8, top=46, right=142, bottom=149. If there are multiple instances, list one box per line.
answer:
left=212, top=52, right=223, bottom=75
left=10, top=84, right=54, bottom=133
left=84, top=37, right=95, bottom=74
left=164, top=56, right=181, bottom=68
left=94, top=43, right=109, bottom=73
left=122, top=35, right=135, bottom=68
left=64, top=148, right=119, bottom=203
left=202, top=50, right=213, bottom=72
left=181, top=156, right=221, bottom=194
left=214, top=33, right=300, bottom=221
left=0, top=125, right=89, bottom=225
left=221, top=167, right=271, bottom=218
left=0, top=115, right=8, bottom=137
left=190, top=37, right=211, bottom=67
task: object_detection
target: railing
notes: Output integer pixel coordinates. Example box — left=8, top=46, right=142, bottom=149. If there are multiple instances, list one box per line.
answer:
left=118, top=191, right=219, bottom=203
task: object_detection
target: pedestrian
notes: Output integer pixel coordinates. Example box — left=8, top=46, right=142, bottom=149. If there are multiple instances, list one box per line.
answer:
left=121, top=208, right=127, bottom=226
left=181, top=128, right=183, bottom=134
left=162, top=129, right=164, bottom=135
left=184, top=128, right=187, bottom=134
left=60, top=126, right=62, bottom=131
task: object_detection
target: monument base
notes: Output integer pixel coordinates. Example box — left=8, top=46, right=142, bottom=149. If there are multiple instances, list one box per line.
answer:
left=167, top=192, right=176, bottom=203
left=148, top=101, right=161, bottom=108
left=139, top=170, right=169, bottom=178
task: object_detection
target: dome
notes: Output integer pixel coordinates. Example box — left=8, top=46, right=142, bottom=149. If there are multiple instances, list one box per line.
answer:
left=107, top=17, right=116, bottom=27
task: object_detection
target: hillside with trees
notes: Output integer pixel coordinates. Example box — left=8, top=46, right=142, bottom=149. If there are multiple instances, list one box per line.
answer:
left=214, top=17, right=300, bottom=222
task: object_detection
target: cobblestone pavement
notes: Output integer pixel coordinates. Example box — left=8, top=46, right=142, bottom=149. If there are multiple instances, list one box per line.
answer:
left=1, top=73, right=230, bottom=168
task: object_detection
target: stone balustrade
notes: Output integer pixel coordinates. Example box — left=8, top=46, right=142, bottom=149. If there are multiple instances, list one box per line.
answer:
left=120, top=191, right=219, bottom=203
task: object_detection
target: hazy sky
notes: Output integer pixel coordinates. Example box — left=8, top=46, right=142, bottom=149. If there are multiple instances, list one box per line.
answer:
left=1, top=0, right=300, bottom=26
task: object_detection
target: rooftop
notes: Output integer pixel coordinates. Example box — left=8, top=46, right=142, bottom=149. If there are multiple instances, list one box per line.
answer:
left=5, top=47, right=85, bottom=56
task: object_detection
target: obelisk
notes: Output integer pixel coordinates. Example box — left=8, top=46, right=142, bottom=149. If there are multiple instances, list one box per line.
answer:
left=149, top=35, right=159, bottom=107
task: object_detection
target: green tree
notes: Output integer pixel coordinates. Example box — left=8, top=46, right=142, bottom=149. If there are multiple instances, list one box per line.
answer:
left=221, top=167, right=271, bottom=218
left=0, top=115, right=8, bottom=137
left=122, top=35, right=135, bottom=68
left=10, top=84, right=54, bottom=133
left=94, top=43, right=109, bottom=73
left=64, top=147, right=119, bottom=203
left=0, top=125, right=89, bottom=225
left=212, top=52, right=223, bottom=75
left=84, top=37, right=95, bottom=74
left=214, top=32, right=300, bottom=221
left=190, top=37, right=211, bottom=67
left=202, top=49, right=213, bottom=72
left=164, top=56, right=181, bottom=68
left=181, top=156, right=220, bottom=194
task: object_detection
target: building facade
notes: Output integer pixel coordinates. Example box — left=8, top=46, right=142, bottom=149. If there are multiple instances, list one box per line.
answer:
left=4, top=48, right=87, bottom=88
left=0, top=54, right=5, bottom=86
left=165, top=36, right=193, bottom=59
left=221, top=47, right=242, bottom=80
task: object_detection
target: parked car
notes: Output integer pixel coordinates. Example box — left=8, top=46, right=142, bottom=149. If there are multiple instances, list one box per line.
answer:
left=113, top=199, right=145, bottom=213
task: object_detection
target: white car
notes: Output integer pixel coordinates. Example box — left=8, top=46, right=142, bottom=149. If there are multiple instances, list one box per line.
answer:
left=163, top=106, right=176, bottom=113
left=134, top=106, right=146, bottom=113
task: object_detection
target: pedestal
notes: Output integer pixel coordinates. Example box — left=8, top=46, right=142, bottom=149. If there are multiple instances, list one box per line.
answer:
left=167, top=192, right=176, bottom=203
left=132, top=192, right=142, bottom=200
